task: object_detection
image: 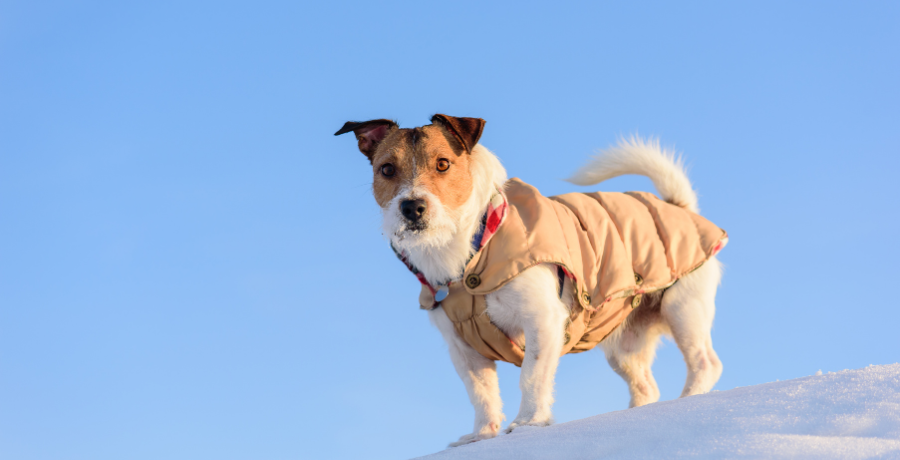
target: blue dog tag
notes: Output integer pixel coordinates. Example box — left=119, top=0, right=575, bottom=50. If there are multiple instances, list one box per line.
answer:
left=435, top=286, right=449, bottom=302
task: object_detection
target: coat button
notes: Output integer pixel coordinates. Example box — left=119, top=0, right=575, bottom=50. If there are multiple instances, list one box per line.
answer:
left=465, top=274, right=481, bottom=288
left=634, top=273, right=643, bottom=285
left=631, top=294, right=643, bottom=309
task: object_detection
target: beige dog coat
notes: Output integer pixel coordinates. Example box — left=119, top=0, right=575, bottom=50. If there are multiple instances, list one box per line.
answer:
left=415, top=178, right=727, bottom=366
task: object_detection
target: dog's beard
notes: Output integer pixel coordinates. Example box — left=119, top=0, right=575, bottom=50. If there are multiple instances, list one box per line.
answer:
left=384, top=196, right=458, bottom=251
left=381, top=186, right=489, bottom=285
left=403, top=220, right=428, bottom=233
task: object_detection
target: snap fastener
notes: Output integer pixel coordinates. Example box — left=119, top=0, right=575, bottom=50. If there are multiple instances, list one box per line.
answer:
left=634, top=273, right=643, bottom=285
left=465, top=274, right=481, bottom=288
left=631, top=294, right=643, bottom=309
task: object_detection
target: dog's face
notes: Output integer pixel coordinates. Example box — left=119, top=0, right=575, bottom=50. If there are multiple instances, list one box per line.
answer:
left=335, top=115, right=486, bottom=250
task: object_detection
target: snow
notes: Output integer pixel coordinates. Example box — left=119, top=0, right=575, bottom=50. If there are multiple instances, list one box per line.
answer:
left=414, top=364, right=900, bottom=460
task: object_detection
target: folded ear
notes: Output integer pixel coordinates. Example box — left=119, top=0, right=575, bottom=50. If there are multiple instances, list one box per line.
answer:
left=430, top=114, right=485, bottom=153
left=334, top=119, right=398, bottom=161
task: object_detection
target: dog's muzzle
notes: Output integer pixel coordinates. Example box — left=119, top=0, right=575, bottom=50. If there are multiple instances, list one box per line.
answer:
left=400, top=199, right=428, bottom=226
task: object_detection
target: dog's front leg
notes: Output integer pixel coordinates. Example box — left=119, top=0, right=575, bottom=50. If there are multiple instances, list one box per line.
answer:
left=429, top=308, right=504, bottom=446
left=487, top=264, right=569, bottom=433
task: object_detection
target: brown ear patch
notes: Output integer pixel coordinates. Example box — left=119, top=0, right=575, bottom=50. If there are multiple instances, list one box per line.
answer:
left=334, top=119, right=398, bottom=161
left=430, top=114, right=485, bottom=153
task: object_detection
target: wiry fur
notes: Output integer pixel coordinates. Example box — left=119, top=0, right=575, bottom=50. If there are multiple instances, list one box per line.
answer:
left=375, top=134, right=722, bottom=446
left=568, top=136, right=699, bottom=213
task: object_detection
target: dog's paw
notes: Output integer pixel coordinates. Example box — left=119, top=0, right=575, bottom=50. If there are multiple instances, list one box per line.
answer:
left=448, top=423, right=500, bottom=447
left=504, top=418, right=552, bottom=434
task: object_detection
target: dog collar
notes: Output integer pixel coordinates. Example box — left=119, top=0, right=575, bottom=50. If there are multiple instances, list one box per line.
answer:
left=392, top=187, right=509, bottom=304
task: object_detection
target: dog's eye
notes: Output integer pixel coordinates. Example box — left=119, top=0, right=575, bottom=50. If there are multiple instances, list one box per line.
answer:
left=436, top=158, right=450, bottom=172
left=381, top=163, right=395, bottom=177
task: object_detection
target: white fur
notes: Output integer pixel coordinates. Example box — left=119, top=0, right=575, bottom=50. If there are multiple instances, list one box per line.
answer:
left=388, top=139, right=723, bottom=446
left=486, top=264, right=572, bottom=433
left=568, top=136, right=699, bottom=213
left=600, top=257, right=722, bottom=408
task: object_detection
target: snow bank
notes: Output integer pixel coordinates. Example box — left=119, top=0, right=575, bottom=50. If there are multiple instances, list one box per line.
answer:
left=415, top=364, right=900, bottom=460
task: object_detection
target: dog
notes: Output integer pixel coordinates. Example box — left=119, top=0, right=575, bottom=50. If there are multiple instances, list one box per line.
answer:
left=335, top=115, right=725, bottom=446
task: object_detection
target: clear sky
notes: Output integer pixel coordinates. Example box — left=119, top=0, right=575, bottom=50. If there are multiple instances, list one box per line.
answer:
left=1, top=2, right=898, bottom=459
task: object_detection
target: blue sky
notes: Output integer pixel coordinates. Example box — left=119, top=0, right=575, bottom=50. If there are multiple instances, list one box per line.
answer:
left=1, top=2, right=898, bottom=459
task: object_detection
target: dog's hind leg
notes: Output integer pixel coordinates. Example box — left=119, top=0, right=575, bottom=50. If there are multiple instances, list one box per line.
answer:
left=486, top=264, right=570, bottom=433
left=430, top=308, right=504, bottom=447
left=660, top=257, right=723, bottom=397
left=601, top=298, right=666, bottom=408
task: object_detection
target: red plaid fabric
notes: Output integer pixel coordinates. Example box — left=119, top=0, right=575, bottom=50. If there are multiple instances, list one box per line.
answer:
left=476, top=189, right=508, bottom=250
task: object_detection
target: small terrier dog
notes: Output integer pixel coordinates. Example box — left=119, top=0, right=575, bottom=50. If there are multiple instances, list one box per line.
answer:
left=336, top=115, right=724, bottom=446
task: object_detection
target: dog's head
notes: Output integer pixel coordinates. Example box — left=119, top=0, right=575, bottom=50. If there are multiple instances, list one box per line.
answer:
left=335, top=114, right=500, bottom=256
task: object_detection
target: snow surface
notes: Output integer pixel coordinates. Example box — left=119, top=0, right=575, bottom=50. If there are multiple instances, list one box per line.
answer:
left=414, top=364, right=900, bottom=460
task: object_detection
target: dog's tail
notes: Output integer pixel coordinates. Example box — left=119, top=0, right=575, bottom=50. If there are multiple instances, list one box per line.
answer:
left=567, top=136, right=699, bottom=213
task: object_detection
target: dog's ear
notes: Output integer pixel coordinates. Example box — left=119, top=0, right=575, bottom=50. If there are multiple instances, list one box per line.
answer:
left=334, top=119, right=398, bottom=161
left=430, top=114, right=485, bottom=153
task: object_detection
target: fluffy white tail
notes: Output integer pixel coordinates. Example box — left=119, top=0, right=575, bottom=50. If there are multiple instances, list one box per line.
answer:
left=567, top=136, right=699, bottom=213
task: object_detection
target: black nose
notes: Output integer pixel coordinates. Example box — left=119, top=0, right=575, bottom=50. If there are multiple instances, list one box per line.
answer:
left=400, top=199, right=427, bottom=222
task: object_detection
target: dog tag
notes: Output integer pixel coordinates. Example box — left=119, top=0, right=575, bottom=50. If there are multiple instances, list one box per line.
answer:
left=435, top=286, right=449, bottom=302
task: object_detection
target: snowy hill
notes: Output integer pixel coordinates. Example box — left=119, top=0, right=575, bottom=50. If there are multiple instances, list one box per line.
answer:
left=415, top=364, right=900, bottom=460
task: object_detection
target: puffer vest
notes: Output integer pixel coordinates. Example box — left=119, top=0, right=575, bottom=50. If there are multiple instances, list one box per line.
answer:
left=414, top=178, right=727, bottom=367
